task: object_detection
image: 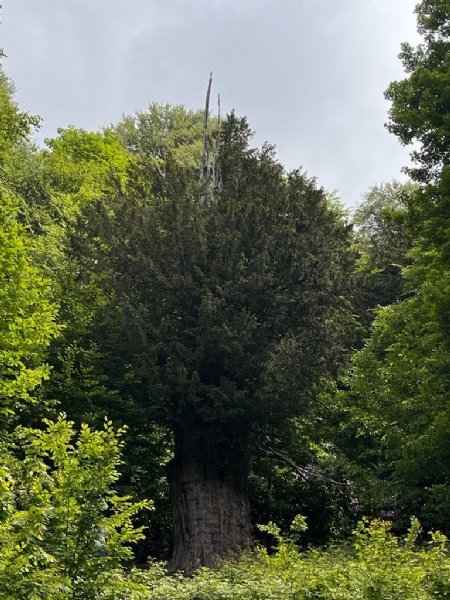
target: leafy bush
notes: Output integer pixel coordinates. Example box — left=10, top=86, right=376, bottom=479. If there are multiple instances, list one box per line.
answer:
left=2, top=417, right=450, bottom=600
left=0, top=415, right=151, bottom=599
left=137, top=516, right=450, bottom=599
left=0, top=190, right=59, bottom=417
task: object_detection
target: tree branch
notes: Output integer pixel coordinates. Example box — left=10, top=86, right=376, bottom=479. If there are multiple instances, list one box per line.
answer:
left=200, top=72, right=212, bottom=183
left=257, top=443, right=347, bottom=486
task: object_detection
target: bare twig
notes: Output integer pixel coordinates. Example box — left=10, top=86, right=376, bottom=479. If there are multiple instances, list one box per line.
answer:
left=213, top=94, right=221, bottom=191
left=316, top=398, right=334, bottom=413
left=257, top=443, right=347, bottom=486
left=200, top=72, right=213, bottom=182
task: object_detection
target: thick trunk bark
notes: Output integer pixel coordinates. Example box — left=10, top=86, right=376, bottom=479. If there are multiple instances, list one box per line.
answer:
left=167, top=420, right=252, bottom=574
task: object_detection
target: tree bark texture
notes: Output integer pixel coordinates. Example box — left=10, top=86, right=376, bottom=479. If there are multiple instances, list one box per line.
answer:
left=167, top=420, right=252, bottom=574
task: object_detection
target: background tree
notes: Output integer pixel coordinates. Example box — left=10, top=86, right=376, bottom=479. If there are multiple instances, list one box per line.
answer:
left=72, top=106, right=358, bottom=572
left=0, top=64, right=59, bottom=420
left=352, top=181, right=414, bottom=329
left=5, top=124, right=174, bottom=559
left=341, top=0, right=450, bottom=531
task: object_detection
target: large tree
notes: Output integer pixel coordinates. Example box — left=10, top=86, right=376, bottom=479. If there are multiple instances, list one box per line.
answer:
left=73, top=106, right=357, bottom=572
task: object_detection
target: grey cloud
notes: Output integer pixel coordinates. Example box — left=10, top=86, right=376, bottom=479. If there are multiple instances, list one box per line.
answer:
left=3, top=0, right=420, bottom=207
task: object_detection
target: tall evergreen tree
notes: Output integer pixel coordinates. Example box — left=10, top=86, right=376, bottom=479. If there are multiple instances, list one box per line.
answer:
left=76, top=106, right=357, bottom=572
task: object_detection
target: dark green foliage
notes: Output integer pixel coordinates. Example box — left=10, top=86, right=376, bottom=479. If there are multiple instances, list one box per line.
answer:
left=59, top=108, right=358, bottom=565
left=385, top=0, right=450, bottom=253
left=341, top=0, right=450, bottom=532
left=94, top=111, right=356, bottom=434
left=249, top=420, right=357, bottom=546
left=5, top=0, right=450, bottom=581
left=385, top=0, right=450, bottom=184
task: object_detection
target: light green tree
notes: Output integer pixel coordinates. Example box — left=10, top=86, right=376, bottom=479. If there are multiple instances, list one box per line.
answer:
left=0, top=65, right=59, bottom=417
left=0, top=415, right=151, bottom=599
left=342, top=0, right=450, bottom=529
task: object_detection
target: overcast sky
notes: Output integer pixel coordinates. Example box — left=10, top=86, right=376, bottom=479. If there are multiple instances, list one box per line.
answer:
left=2, top=0, right=420, bottom=208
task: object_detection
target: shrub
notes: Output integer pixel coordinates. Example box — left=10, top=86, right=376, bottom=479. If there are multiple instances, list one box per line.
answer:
left=0, top=415, right=151, bottom=599
left=137, top=516, right=450, bottom=599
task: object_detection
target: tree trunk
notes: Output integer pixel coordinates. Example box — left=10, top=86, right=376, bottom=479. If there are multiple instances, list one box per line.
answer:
left=167, top=420, right=252, bottom=574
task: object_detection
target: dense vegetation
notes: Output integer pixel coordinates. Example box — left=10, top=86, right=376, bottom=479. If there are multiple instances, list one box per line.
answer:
left=0, top=0, right=449, bottom=597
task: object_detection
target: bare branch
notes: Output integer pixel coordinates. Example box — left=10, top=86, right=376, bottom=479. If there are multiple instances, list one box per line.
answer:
left=257, top=443, right=347, bottom=486
left=213, top=93, right=221, bottom=191
left=317, top=398, right=334, bottom=413
left=200, top=72, right=213, bottom=182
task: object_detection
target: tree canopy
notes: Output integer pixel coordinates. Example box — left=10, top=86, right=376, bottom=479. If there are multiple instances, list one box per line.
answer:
left=340, top=0, right=450, bottom=530
left=0, top=66, right=59, bottom=417
left=1, top=0, right=450, bottom=592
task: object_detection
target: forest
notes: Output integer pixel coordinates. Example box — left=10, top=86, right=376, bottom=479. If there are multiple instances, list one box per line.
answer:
left=0, top=0, right=450, bottom=598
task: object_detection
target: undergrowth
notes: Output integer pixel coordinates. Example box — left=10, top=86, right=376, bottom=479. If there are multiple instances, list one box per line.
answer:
left=131, top=516, right=450, bottom=600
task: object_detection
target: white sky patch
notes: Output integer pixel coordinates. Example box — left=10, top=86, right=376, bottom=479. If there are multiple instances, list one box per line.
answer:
left=2, top=0, right=420, bottom=207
